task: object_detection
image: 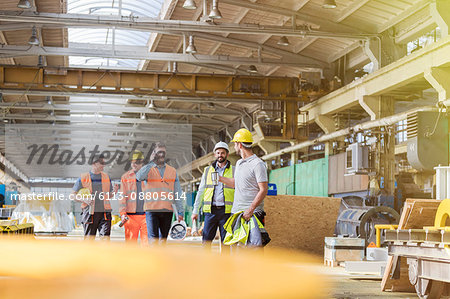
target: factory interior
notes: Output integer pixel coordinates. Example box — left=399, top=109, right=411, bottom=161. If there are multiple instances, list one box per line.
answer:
left=0, top=0, right=450, bottom=298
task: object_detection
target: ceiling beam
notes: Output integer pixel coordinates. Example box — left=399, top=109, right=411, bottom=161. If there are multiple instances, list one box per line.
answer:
left=0, top=11, right=374, bottom=39
left=220, top=0, right=373, bottom=34
left=0, top=102, right=243, bottom=116
left=1, top=114, right=229, bottom=125
left=335, top=0, right=370, bottom=23
left=326, top=41, right=362, bottom=63
left=190, top=32, right=328, bottom=68
left=0, top=44, right=322, bottom=68
left=377, top=0, right=430, bottom=33
left=0, top=90, right=261, bottom=104
left=2, top=123, right=207, bottom=133
left=0, top=65, right=307, bottom=102
left=140, top=0, right=179, bottom=70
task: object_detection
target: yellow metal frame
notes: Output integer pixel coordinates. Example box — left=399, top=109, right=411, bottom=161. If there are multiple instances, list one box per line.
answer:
left=374, top=224, right=398, bottom=247
left=0, top=65, right=322, bottom=102
left=434, top=198, right=450, bottom=229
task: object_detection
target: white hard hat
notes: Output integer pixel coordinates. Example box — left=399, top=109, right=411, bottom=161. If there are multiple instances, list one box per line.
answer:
left=214, top=141, right=229, bottom=152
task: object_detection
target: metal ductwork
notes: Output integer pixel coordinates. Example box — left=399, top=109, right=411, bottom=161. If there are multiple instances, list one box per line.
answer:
left=407, top=111, right=449, bottom=172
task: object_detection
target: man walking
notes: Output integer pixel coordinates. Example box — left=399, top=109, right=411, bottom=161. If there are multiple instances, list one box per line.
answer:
left=71, top=154, right=116, bottom=240
left=136, top=142, right=185, bottom=242
left=119, top=150, right=147, bottom=244
left=219, top=129, right=268, bottom=223
left=192, top=142, right=235, bottom=246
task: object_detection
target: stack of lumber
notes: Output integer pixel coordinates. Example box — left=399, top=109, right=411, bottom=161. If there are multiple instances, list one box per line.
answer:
left=381, top=198, right=442, bottom=292
left=264, top=195, right=341, bottom=255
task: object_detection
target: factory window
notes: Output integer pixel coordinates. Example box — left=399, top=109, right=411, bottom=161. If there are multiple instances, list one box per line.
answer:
left=67, top=0, right=164, bottom=69
left=312, top=144, right=324, bottom=151
left=407, top=27, right=441, bottom=55
left=396, top=120, right=408, bottom=144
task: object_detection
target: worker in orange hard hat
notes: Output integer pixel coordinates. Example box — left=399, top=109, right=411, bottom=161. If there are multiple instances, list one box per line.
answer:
left=119, top=150, right=148, bottom=244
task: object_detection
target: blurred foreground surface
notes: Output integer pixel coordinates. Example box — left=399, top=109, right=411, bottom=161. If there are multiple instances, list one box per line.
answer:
left=0, top=230, right=416, bottom=298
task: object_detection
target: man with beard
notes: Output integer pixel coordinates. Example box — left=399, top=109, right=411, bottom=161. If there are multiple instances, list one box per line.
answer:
left=192, top=142, right=235, bottom=246
left=136, top=142, right=184, bottom=242
left=119, top=150, right=147, bottom=244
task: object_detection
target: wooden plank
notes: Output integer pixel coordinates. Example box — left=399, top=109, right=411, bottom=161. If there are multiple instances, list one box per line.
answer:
left=381, top=198, right=440, bottom=292
left=403, top=201, right=441, bottom=229
left=264, top=195, right=341, bottom=255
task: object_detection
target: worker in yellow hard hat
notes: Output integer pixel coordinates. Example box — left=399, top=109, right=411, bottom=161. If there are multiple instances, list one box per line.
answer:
left=119, top=150, right=148, bottom=244
left=219, top=128, right=270, bottom=247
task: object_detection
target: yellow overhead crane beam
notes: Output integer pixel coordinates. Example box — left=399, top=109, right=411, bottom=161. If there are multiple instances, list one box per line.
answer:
left=0, top=65, right=322, bottom=102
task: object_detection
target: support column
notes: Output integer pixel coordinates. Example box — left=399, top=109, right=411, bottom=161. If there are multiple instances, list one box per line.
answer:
left=210, top=135, right=218, bottom=145
left=359, top=95, right=382, bottom=120
left=258, top=140, right=278, bottom=169
left=290, top=142, right=298, bottom=165
left=363, top=39, right=380, bottom=71
left=363, top=32, right=406, bottom=70
left=315, top=115, right=336, bottom=156
left=379, top=97, right=395, bottom=196
left=424, top=67, right=450, bottom=103
left=284, top=101, right=299, bottom=139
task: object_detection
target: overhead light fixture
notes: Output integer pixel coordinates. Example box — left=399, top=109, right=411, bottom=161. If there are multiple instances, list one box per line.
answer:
left=182, top=0, right=197, bottom=10
left=3, top=119, right=8, bottom=123
left=322, top=0, right=337, bottom=9
left=186, top=35, right=197, bottom=54
left=148, top=100, right=155, bottom=109
left=17, top=0, right=32, bottom=9
left=209, top=0, right=222, bottom=19
left=140, top=114, right=146, bottom=120
left=277, top=36, right=290, bottom=46
left=28, top=26, right=40, bottom=46
left=247, top=65, right=258, bottom=73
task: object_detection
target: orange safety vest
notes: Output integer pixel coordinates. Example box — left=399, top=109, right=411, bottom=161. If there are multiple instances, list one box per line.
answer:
left=119, top=170, right=145, bottom=215
left=143, top=165, right=176, bottom=212
left=80, top=172, right=112, bottom=215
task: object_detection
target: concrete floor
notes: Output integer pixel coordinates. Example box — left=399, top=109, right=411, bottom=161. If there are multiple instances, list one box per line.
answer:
left=321, top=266, right=417, bottom=298
left=35, top=227, right=418, bottom=298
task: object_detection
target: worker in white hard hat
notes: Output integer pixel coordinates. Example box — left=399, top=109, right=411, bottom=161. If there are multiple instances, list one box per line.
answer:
left=192, top=141, right=235, bottom=246
left=219, top=129, right=270, bottom=247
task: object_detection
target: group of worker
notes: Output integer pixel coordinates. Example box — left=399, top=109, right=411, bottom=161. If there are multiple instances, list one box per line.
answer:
left=71, top=128, right=269, bottom=247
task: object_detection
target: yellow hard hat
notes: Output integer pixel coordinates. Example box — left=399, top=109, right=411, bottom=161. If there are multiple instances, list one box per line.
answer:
left=131, top=150, right=144, bottom=161
left=77, top=188, right=90, bottom=196
left=231, top=128, right=253, bottom=143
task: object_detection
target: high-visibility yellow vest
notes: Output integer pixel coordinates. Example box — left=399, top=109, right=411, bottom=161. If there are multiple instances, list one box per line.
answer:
left=201, top=162, right=235, bottom=214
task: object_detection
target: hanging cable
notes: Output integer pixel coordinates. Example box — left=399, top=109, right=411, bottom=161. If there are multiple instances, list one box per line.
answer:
left=425, top=101, right=446, bottom=138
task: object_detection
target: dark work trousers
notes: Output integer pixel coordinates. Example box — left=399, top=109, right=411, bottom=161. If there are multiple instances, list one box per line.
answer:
left=146, top=211, right=173, bottom=242
left=81, top=207, right=111, bottom=239
left=202, top=206, right=231, bottom=243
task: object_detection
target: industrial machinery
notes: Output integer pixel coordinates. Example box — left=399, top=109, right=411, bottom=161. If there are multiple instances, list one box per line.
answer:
left=345, top=143, right=369, bottom=175
left=407, top=111, right=449, bottom=172
left=384, top=198, right=450, bottom=298
left=335, top=196, right=400, bottom=245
